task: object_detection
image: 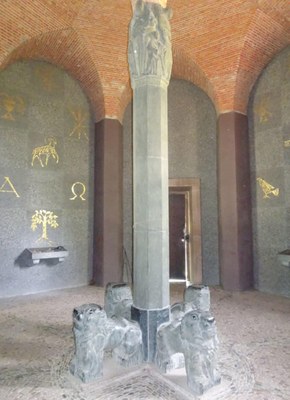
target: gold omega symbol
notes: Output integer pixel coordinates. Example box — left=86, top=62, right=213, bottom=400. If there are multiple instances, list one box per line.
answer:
left=70, top=182, right=86, bottom=201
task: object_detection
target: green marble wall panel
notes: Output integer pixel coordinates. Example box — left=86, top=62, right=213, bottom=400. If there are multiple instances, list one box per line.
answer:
left=0, top=60, right=94, bottom=297
left=249, top=45, right=290, bottom=297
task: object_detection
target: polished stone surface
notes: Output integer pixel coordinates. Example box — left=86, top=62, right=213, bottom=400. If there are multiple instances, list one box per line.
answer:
left=1, top=284, right=290, bottom=399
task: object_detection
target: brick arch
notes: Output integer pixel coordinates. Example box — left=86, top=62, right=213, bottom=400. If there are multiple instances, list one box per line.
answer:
left=234, top=9, right=290, bottom=114
left=0, top=28, right=105, bottom=121
left=171, top=48, right=218, bottom=112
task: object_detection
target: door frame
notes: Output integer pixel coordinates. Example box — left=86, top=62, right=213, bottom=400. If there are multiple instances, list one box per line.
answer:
left=169, top=178, right=202, bottom=284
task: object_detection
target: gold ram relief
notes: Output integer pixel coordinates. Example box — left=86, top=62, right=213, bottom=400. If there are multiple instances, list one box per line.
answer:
left=0, top=93, right=25, bottom=121
left=31, top=137, right=59, bottom=168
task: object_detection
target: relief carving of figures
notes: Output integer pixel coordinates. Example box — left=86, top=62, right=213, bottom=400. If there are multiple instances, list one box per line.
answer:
left=128, top=0, right=173, bottom=82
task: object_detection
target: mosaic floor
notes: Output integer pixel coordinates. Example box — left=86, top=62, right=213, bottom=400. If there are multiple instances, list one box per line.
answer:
left=0, top=284, right=290, bottom=400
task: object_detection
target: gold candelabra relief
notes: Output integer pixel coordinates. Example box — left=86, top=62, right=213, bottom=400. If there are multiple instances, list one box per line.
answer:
left=257, top=178, right=279, bottom=199
left=0, top=176, right=20, bottom=197
left=0, top=93, right=25, bottom=121
left=35, top=65, right=57, bottom=92
left=70, top=182, right=86, bottom=201
left=69, top=108, right=89, bottom=140
left=31, top=210, right=59, bottom=243
left=31, top=137, right=59, bottom=167
left=254, top=97, right=272, bottom=123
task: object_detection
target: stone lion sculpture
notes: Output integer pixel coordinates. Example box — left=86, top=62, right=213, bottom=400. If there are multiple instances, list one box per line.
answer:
left=104, top=283, right=133, bottom=320
left=180, top=309, right=221, bottom=395
left=70, top=304, right=108, bottom=382
left=70, top=303, right=143, bottom=383
left=155, top=302, right=184, bottom=372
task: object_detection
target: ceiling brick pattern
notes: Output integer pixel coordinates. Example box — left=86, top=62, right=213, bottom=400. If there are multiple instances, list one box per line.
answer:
left=0, top=0, right=289, bottom=121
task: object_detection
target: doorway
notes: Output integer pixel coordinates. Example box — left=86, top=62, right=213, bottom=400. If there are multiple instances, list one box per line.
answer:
left=169, top=178, right=202, bottom=284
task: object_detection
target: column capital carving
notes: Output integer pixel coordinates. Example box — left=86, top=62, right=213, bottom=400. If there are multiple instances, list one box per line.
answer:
left=128, top=0, right=173, bottom=86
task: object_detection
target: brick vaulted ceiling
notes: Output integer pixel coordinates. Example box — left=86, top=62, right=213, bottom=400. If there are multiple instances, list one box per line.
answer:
left=0, top=0, right=289, bottom=121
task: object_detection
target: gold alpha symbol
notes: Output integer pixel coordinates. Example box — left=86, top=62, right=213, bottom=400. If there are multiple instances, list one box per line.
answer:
left=257, top=178, right=279, bottom=199
left=31, top=210, right=59, bottom=243
left=0, top=176, right=20, bottom=197
left=69, top=108, right=89, bottom=140
left=0, top=93, right=25, bottom=121
left=70, top=182, right=86, bottom=201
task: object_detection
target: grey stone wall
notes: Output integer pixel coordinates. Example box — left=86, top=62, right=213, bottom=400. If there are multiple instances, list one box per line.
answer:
left=0, top=61, right=94, bottom=297
left=249, top=46, right=290, bottom=297
left=123, top=79, right=219, bottom=285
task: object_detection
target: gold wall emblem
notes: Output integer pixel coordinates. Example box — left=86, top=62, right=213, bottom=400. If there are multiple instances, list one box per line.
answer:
left=284, top=140, right=290, bottom=147
left=257, top=178, right=279, bottom=199
left=69, top=108, right=89, bottom=140
left=0, top=93, right=25, bottom=121
left=35, top=65, right=56, bottom=92
left=31, top=210, right=59, bottom=243
left=254, top=97, right=272, bottom=123
left=31, top=137, right=59, bottom=167
left=70, top=182, right=86, bottom=201
left=0, top=176, right=20, bottom=197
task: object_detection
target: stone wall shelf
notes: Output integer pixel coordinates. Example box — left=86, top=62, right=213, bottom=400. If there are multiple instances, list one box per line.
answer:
left=277, top=250, right=290, bottom=267
left=26, top=246, right=68, bottom=265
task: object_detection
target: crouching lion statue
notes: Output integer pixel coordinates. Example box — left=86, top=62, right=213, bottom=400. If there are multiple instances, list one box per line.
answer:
left=70, top=303, right=143, bottom=383
left=181, top=310, right=221, bottom=395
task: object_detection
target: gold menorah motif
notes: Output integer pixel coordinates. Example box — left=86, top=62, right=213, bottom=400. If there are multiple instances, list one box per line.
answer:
left=257, top=178, right=279, bottom=199
left=31, top=137, right=59, bottom=167
left=0, top=93, right=25, bottom=121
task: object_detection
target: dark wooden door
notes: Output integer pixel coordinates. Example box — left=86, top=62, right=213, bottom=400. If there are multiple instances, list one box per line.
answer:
left=169, top=193, right=186, bottom=280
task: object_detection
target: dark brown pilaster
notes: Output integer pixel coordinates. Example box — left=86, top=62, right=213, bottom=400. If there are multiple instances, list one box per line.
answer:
left=93, top=119, right=123, bottom=286
left=217, top=112, right=253, bottom=290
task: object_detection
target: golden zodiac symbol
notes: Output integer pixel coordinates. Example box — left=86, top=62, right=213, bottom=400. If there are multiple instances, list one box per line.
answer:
left=254, top=97, right=272, bottom=123
left=70, top=182, right=86, bottom=201
left=257, top=178, right=279, bottom=199
left=69, top=108, right=89, bottom=140
left=0, top=93, right=25, bottom=121
left=31, top=209, right=59, bottom=243
left=0, top=176, right=20, bottom=197
left=31, top=137, right=59, bottom=167
left=35, top=65, right=56, bottom=92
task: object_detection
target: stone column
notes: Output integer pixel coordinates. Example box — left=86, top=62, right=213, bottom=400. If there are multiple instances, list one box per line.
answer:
left=128, top=0, right=173, bottom=362
left=217, top=112, right=254, bottom=290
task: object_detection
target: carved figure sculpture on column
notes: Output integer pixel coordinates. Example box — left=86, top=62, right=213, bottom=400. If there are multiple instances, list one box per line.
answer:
left=128, top=0, right=173, bottom=81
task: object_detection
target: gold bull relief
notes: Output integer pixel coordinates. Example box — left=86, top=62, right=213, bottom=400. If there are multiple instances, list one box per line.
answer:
left=70, top=182, right=86, bottom=201
left=257, top=178, right=279, bottom=199
left=0, top=93, right=25, bottom=121
left=31, top=209, right=59, bottom=243
left=31, top=137, right=59, bottom=167
left=0, top=176, right=20, bottom=197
